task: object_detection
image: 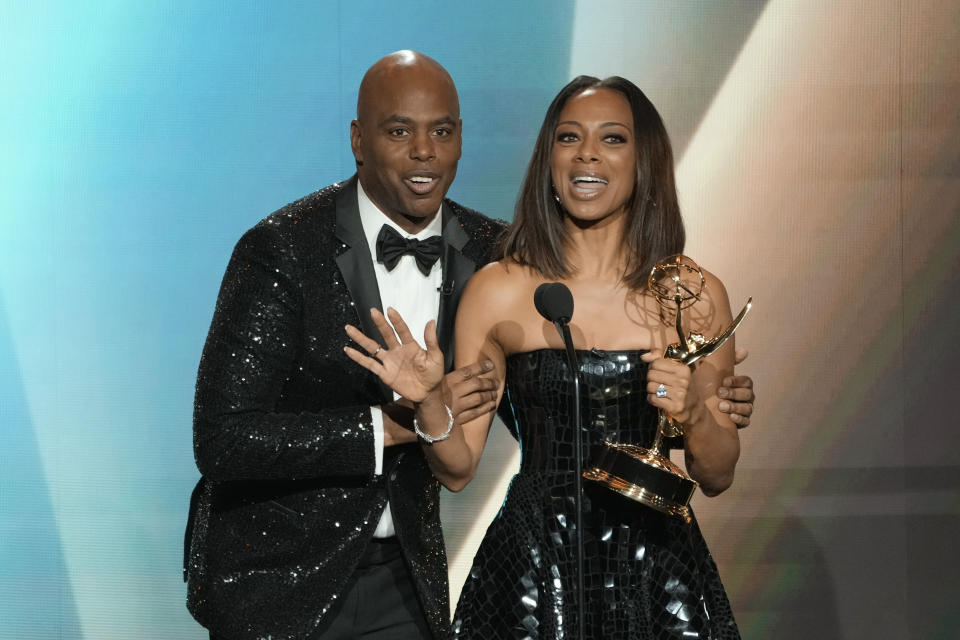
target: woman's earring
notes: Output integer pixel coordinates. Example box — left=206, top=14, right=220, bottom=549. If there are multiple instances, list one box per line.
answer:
left=552, top=186, right=562, bottom=205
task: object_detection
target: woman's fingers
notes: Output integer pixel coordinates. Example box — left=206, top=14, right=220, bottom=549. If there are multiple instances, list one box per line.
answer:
left=642, top=351, right=694, bottom=419
left=345, top=323, right=383, bottom=357
left=646, top=385, right=687, bottom=412
left=640, top=349, right=662, bottom=363
left=366, top=308, right=401, bottom=348
left=343, top=342, right=384, bottom=375
left=645, top=364, right=690, bottom=391
left=385, top=307, right=417, bottom=345
left=422, top=319, right=446, bottom=362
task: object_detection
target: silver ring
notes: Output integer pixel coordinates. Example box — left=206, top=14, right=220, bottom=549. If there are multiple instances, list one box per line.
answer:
left=656, top=383, right=668, bottom=398
left=372, top=346, right=382, bottom=357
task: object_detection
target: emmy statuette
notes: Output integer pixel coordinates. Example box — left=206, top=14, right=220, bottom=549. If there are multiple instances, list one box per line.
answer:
left=583, top=255, right=752, bottom=522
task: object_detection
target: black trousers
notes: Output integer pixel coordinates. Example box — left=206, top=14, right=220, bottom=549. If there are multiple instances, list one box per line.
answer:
left=210, top=537, right=432, bottom=640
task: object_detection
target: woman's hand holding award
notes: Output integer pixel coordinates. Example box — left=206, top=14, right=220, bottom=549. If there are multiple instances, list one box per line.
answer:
left=583, top=255, right=752, bottom=521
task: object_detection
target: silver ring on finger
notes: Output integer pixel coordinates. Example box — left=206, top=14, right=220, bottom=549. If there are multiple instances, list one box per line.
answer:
left=372, top=346, right=382, bottom=358
left=656, top=383, right=668, bottom=398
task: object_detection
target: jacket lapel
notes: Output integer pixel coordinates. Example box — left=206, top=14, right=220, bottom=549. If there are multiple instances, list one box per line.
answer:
left=437, top=202, right=479, bottom=371
left=335, top=186, right=479, bottom=377
left=333, top=178, right=392, bottom=401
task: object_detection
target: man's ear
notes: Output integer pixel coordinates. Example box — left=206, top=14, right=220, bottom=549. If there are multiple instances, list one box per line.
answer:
left=350, top=120, right=363, bottom=165
left=456, top=117, right=464, bottom=158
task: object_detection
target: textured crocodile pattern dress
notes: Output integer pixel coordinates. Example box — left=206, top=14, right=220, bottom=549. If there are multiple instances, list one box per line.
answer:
left=450, top=349, right=740, bottom=639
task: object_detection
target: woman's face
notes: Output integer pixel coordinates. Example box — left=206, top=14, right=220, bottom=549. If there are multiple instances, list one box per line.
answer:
left=550, top=87, right=637, bottom=225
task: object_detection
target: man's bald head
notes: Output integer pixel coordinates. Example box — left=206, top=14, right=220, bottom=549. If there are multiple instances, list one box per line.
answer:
left=350, top=51, right=462, bottom=233
left=357, top=50, right=459, bottom=123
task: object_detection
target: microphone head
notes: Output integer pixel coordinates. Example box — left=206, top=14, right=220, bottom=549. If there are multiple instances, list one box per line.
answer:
left=534, top=282, right=574, bottom=324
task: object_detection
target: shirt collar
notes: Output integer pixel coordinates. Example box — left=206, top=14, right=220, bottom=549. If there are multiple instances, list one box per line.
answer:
left=356, top=180, right=444, bottom=256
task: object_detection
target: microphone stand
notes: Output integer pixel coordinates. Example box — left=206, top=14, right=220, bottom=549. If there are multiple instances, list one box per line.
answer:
left=553, top=318, right=586, bottom=639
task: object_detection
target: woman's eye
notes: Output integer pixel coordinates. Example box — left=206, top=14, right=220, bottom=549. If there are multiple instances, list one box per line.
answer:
left=604, top=134, right=627, bottom=144
left=556, top=132, right=577, bottom=143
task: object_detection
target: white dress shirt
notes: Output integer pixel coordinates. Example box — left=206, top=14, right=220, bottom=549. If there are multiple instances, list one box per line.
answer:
left=356, top=180, right=443, bottom=538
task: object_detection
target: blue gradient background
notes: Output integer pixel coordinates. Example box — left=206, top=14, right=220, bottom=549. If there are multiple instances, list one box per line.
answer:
left=0, top=2, right=573, bottom=636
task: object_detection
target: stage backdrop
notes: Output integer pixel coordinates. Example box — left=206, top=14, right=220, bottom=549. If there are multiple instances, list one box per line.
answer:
left=1, top=1, right=957, bottom=638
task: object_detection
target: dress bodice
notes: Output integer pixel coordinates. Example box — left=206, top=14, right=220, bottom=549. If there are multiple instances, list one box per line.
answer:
left=503, top=348, right=660, bottom=474
left=453, top=349, right=741, bottom=639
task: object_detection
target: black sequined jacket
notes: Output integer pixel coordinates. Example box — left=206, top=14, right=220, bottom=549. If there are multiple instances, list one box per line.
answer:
left=185, top=177, right=505, bottom=639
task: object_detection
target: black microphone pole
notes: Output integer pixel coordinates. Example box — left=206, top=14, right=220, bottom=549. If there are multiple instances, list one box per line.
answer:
left=534, top=283, right=586, bottom=639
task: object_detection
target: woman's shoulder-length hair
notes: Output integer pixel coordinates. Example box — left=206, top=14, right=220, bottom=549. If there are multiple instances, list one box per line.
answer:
left=497, top=75, right=685, bottom=291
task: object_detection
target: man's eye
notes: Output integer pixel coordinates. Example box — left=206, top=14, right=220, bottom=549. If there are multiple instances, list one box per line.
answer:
left=433, top=128, right=451, bottom=137
left=389, top=128, right=409, bottom=137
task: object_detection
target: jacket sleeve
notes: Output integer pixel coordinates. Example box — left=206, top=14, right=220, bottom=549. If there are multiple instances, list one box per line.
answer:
left=192, top=223, right=376, bottom=481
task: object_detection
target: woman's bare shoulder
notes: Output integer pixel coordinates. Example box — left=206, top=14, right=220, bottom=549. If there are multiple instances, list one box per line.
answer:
left=693, top=265, right=733, bottom=334
left=464, top=260, right=537, bottom=301
left=700, top=266, right=729, bottom=299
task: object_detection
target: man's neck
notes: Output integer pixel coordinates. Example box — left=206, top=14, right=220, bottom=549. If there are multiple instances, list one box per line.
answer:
left=356, top=180, right=441, bottom=235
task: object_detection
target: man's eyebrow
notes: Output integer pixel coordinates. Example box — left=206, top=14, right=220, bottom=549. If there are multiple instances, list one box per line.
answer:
left=378, top=114, right=458, bottom=128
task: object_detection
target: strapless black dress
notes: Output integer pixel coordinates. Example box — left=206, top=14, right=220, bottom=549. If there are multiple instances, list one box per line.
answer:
left=450, top=349, right=740, bottom=639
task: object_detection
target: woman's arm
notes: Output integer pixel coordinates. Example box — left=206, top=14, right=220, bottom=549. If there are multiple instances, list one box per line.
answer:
left=643, top=268, right=740, bottom=496
left=344, top=262, right=512, bottom=492
left=414, top=263, right=511, bottom=491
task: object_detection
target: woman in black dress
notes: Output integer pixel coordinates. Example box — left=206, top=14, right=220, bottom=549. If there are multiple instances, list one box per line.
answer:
left=347, top=76, right=741, bottom=639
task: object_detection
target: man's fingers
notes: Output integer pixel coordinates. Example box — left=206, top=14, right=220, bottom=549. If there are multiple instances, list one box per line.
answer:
left=729, top=412, right=751, bottom=428
left=455, top=401, right=498, bottom=425
left=446, top=376, right=499, bottom=420
left=454, top=359, right=495, bottom=381
left=456, top=374, right=498, bottom=394
left=721, top=375, right=753, bottom=390
left=718, top=386, right=755, bottom=403
left=477, top=376, right=498, bottom=391
left=721, top=407, right=748, bottom=425
left=719, top=400, right=753, bottom=416
left=451, top=385, right=499, bottom=411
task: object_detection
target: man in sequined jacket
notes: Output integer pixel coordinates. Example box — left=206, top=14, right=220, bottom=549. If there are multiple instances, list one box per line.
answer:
left=184, top=50, right=757, bottom=639
left=184, top=51, right=504, bottom=639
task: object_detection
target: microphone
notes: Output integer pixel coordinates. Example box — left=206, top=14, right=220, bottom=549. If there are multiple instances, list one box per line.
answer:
left=534, top=282, right=573, bottom=324
left=534, top=283, right=579, bottom=400
left=534, top=282, right=585, bottom=639
left=438, top=245, right=455, bottom=296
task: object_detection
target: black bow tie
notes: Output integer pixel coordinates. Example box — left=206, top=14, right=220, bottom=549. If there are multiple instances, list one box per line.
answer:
left=375, top=225, right=443, bottom=276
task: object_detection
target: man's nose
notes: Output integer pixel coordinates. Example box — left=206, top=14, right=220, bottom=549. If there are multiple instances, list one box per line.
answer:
left=410, top=131, right=436, bottom=161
